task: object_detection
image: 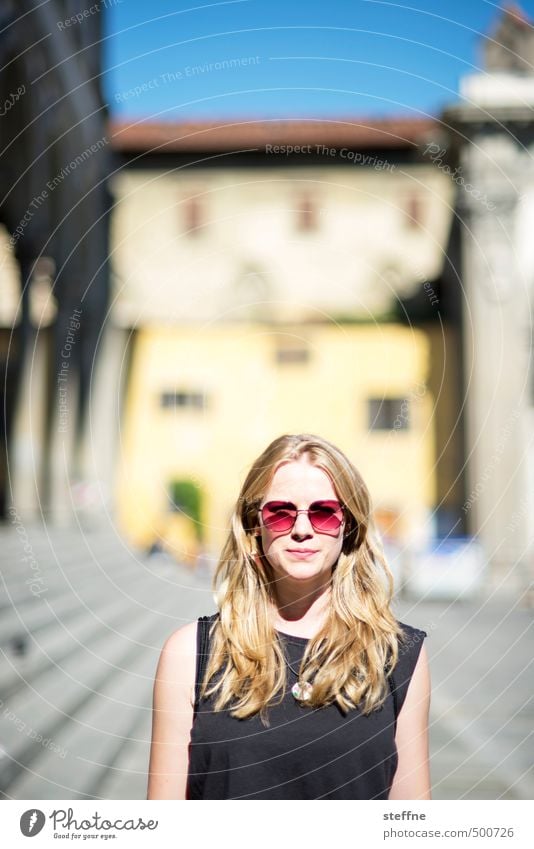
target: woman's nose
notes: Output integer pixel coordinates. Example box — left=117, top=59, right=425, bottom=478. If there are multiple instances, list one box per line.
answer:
left=291, top=511, right=314, bottom=536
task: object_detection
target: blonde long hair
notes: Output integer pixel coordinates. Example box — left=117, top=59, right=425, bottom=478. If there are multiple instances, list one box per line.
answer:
left=201, top=433, right=406, bottom=721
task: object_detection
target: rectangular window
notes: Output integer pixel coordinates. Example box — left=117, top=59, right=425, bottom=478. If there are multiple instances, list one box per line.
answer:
left=368, top=397, right=409, bottom=430
left=275, top=347, right=310, bottom=365
left=274, top=339, right=310, bottom=365
left=404, top=194, right=423, bottom=228
left=183, top=195, right=204, bottom=236
left=295, top=195, right=318, bottom=232
left=160, top=391, right=207, bottom=410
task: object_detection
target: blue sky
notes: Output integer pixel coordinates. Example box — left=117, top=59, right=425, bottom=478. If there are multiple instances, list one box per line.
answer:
left=103, top=0, right=534, bottom=120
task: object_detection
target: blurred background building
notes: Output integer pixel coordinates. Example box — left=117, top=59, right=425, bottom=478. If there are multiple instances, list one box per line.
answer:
left=110, top=117, right=455, bottom=564
left=1, top=3, right=532, bottom=598
left=0, top=0, right=533, bottom=803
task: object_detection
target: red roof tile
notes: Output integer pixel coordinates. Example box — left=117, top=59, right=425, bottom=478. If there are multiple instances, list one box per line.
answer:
left=109, top=117, right=437, bottom=154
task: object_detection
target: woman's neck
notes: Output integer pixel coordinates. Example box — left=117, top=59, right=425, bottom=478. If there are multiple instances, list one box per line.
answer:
left=270, top=582, right=331, bottom=637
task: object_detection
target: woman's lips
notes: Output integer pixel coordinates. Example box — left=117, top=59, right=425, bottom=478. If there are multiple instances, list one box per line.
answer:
left=285, top=549, right=319, bottom=559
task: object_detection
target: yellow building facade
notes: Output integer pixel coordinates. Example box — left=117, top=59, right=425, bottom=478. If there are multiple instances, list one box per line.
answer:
left=116, top=322, right=434, bottom=560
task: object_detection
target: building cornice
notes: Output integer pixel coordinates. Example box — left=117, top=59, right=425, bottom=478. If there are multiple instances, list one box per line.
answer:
left=109, top=116, right=437, bottom=154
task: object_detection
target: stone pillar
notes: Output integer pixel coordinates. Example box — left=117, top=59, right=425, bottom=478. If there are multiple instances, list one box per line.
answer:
left=460, top=133, right=533, bottom=596
left=514, top=188, right=534, bottom=603
left=75, top=323, right=131, bottom=526
left=9, top=330, right=47, bottom=519
left=47, top=345, right=80, bottom=525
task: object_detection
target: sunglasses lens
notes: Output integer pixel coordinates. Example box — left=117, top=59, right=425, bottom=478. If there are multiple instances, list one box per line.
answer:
left=262, top=503, right=296, bottom=532
left=309, top=502, right=343, bottom=532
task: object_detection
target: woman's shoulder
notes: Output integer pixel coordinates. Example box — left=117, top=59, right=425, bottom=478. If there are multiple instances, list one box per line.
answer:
left=159, top=617, right=207, bottom=667
left=153, top=622, right=200, bottom=709
left=389, top=620, right=429, bottom=715
left=391, top=620, right=428, bottom=671
left=396, top=620, right=428, bottom=643
left=160, top=612, right=219, bottom=656
left=392, top=620, right=429, bottom=679
left=161, top=621, right=197, bottom=653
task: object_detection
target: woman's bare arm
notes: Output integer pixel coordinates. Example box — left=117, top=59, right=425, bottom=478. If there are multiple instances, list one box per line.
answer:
left=388, top=644, right=432, bottom=800
left=147, top=621, right=197, bottom=800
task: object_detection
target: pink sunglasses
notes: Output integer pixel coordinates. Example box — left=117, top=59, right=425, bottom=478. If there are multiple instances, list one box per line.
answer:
left=260, top=500, right=344, bottom=534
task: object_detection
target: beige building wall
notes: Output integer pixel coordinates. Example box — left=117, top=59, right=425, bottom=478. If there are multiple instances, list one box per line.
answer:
left=110, top=165, right=453, bottom=326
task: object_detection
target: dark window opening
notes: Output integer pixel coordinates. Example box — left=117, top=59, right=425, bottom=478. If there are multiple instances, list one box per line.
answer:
left=368, top=397, right=409, bottom=430
left=160, top=391, right=207, bottom=410
left=295, top=195, right=318, bottom=232
left=183, top=195, right=204, bottom=235
left=275, top=338, right=311, bottom=364
left=275, top=347, right=310, bottom=365
left=404, top=194, right=423, bottom=228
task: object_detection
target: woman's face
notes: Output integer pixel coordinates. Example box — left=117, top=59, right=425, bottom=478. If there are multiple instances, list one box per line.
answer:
left=257, top=456, right=345, bottom=595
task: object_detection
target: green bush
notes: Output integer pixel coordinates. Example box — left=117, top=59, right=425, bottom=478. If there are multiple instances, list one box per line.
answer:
left=169, top=479, right=203, bottom=541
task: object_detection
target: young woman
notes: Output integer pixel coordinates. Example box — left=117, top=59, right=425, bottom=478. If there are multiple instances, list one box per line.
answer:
left=147, top=433, right=431, bottom=800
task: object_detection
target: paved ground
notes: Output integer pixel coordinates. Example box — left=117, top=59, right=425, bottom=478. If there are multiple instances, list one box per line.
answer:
left=394, top=596, right=533, bottom=800
left=0, top=522, right=532, bottom=800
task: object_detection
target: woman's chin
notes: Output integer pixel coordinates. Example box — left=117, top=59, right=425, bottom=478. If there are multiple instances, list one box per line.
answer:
left=276, top=562, right=330, bottom=582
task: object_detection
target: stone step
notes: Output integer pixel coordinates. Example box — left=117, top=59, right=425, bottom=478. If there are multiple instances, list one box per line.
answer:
left=97, top=712, right=153, bottom=800
left=0, top=580, right=181, bottom=793
left=2, top=586, right=210, bottom=799
left=0, top=555, right=148, bottom=621
left=0, top=585, right=151, bottom=702
left=0, top=560, right=166, bottom=651
left=6, top=616, right=166, bottom=799
left=0, top=531, right=140, bottom=583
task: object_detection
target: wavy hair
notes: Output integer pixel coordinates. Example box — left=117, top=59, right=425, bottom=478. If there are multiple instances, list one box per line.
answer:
left=201, top=433, right=407, bottom=723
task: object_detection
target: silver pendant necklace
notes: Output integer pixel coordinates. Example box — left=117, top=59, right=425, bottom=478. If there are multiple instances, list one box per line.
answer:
left=283, top=650, right=313, bottom=702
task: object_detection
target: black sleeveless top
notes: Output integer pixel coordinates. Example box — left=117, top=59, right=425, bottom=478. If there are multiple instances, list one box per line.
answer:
left=186, top=615, right=427, bottom=800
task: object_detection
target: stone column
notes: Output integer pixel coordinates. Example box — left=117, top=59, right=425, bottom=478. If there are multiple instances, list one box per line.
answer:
left=460, top=133, right=532, bottom=596
left=9, top=329, right=48, bottom=520
left=75, top=322, right=131, bottom=526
